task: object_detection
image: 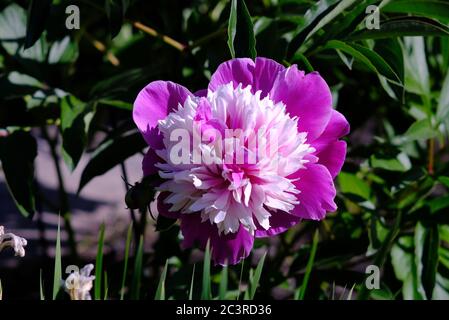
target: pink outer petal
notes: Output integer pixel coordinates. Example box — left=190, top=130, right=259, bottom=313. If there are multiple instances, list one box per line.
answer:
left=255, top=211, right=301, bottom=238
left=253, top=57, right=286, bottom=98
left=208, top=57, right=285, bottom=97
left=290, top=163, right=337, bottom=220
left=142, top=148, right=160, bottom=176
left=180, top=214, right=253, bottom=266
left=316, top=140, right=347, bottom=179
left=133, top=80, right=192, bottom=149
left=312, top=110, right=350, bottom=154
left=311, top=110, right=349, bottom=178
left=270, top=68, right=333, bottom=142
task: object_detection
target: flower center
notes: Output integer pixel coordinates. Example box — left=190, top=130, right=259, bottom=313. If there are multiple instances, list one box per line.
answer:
left=155, top=83, right=315, bottom=235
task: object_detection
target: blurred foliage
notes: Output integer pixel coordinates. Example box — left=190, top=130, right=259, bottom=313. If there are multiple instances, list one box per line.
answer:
left=1, top=0, right=449, bottom=300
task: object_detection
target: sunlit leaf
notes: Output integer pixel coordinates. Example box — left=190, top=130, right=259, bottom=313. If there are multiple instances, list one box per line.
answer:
left=60, top=95, right=95, bottom=171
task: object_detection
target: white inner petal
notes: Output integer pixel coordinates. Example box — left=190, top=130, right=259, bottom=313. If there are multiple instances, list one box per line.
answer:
left=156, top=83, right=315, bottom=235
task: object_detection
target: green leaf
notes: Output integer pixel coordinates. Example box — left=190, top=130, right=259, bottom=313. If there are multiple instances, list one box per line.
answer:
left=155, top=260, right=168, bottom=300
left=347, top=16, right=449, bottom=41
left=120, top=223, right=133, bottom=300
left=0, top=71, right=45, bottom=99
left=25, top=0, right=51, bottom=49
left=60, top=95, right=94, bottom=171
left=52, top=218, right=62, bottom=300
left=89, top=68, right=151, bottom=99
left=297, top=230, right=319, bottom=300
left=437, top=69, right=449, bottom=122
left=48, top=36, right=79, bottom=64
left=375, top=38, right=404, bottom=83
left=415, top=223, right=440, bottom=299
left=105, top=0, right=128, bottom=38
left=404, top=37, right=430, bottom=96
left=391, top=236, right=425, bottom=299
left=78, top=131, right=146, bottom=193
left=0, top=4, right=48, bottom=61
left=324, top=40, right=402, bottom=84
left=287, top=0, right=340, bottom=58
left=94, top=223, right=105, bottom=300
left=292, top=52, right=314, bottom=72
left=370, top=153, right=411, bottom=172
left=0, top=4, right=27, bottom=55
left=201, top=240, right=212, bottom=300
left=131, top=236, right=144, bottom=300
left=218, top=265, right=228, bottom=300
left=338, top=172, right=371, bottom=200
left=0, top=130, right=37, bottom=217
left=306, top=0, right=357, bottom=42
left=428, top=196, right=449, bottom=213
left=39, top=269, right=45, bottom=300
left=189, top=264, right=196, bottom=300
left=404, top=119, right=438, bottom=141
left=438, top=176, right=449, bottom=188
left=441, top=37, right=449, bottom=71
left=374, top=38, right=405, bottom=100
left=383, top=0, right=449, bottom=24
left=317, top=0, right=381, bottom=45
left=227, top=0, right=257, bottom=59
left=103, top=271, right=109, bottom=300
left=98, top=99, right=133, bottom=111
left=248, top=252, right=267, bottom=300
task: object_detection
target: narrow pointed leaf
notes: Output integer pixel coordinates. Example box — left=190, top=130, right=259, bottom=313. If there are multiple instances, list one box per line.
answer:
left=52, top=218, right=62, bottom=300
left=94, top=223, right=105, bottom=300
left=201, top=240, right=212, bottom=300
left=155, top=260, right=168, bottom=300
left=227, top=0, right=256, bottom=59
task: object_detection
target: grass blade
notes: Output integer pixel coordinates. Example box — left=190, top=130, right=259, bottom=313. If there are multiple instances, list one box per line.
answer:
left=243, top=269, right=252, bottom=300
left=237, top=259, right=245, bottom=300
left=120, top=223, right=133, bottom=300
left=0, top=279, right=2, bottom=300
left=131, top=235, right=144, bottom=300
left=189, top=264, right=196, bottom=300
left=201, top=239, right=212, bottom=300
left=104, top=271, right=109, bottom=300
left=155, top=260, right=168, bottom=300
left=347, top=283, right=356, bottom=300
left=94, top=223, right=105, bottom=300
left=248, top=252, right=267, bottom=300
left=52, top=217, right=62, bottom=300
left=298, top=229, right=319, bottom=300
left=339, top=284, right=348, bottom=300
left=39, top=269, right=45, bottom=300
left=218, top=264, right=228, bottom=300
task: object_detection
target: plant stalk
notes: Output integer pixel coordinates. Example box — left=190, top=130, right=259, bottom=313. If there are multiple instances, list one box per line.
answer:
left=42, top=127, right=78, bottom=260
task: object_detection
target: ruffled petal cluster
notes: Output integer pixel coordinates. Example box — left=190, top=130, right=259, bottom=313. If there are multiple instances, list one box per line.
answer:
left=133, top=58, right=349, bottom=265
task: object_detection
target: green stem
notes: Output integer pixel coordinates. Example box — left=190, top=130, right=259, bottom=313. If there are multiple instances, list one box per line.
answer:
left=42, top=127, right=78, bottom=260
left=120, top=162, right=140, bottom=247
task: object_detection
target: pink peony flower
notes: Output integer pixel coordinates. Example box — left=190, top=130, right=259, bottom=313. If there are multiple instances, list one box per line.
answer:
left=133, top=57, right=349, bottom=265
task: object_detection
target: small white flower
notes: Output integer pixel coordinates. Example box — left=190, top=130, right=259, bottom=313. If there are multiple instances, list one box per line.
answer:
left=63, top=264, right=95, bottom=300
left=0, top=225, right=28, bottom=257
